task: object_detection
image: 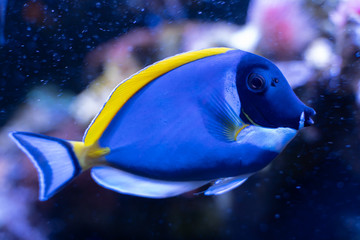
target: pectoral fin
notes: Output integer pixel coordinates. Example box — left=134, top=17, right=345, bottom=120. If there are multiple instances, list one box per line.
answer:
left=201, top=93, right=249, bottom=142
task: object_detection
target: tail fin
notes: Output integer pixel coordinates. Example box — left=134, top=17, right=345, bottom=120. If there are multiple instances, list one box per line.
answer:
left=9, top=131, right=81, bottom=201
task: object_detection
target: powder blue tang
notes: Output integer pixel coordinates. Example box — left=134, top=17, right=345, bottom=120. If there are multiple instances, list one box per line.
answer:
left=9, top=48, right=315, bottom=200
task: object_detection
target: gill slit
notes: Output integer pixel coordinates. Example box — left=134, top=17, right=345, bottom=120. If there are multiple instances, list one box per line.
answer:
left=241, top=108, right=260, bottom=126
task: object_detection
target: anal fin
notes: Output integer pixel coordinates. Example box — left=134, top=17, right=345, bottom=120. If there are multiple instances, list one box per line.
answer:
left=204, top=174, right=252, bottom=195
left=91, top=166, right=209, bottom=198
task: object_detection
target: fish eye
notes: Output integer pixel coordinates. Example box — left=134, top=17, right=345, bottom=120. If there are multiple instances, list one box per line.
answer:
left=247, top=73, right=266, bottom=93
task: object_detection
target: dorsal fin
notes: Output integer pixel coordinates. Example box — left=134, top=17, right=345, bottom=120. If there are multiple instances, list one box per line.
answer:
left=84, top=47, right=233, bottom=146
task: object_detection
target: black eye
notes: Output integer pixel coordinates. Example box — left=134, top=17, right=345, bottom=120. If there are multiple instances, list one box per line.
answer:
left=247, top=73, right=266, bottom=92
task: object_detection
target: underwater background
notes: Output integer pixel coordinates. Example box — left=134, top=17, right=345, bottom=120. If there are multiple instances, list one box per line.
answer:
left=1, top=0, right=360, bottom=239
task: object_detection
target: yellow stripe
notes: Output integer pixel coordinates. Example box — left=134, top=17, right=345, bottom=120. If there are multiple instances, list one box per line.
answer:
left=234, top=124, right=249, bottom=141
left=241, top=109, right=259, bottom=126
left=84, top=47, right=234, bottom=146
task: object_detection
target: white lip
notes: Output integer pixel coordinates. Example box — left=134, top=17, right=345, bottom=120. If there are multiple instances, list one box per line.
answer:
left=299, top=111, right=305, bottom=129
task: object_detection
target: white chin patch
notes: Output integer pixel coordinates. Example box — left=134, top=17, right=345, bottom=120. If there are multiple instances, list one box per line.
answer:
left=299, top=111, right=305, bottom=129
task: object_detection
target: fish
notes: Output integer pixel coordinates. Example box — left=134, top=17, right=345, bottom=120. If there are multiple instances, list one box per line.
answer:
left=9, top=47, right=315, bottom=201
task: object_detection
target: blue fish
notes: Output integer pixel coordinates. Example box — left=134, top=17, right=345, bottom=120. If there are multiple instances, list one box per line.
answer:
left=9, top=48, right=315, bottom=200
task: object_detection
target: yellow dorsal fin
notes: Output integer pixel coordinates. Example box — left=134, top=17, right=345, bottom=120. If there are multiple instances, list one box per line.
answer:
left=84, top=47, right=234, bottom=146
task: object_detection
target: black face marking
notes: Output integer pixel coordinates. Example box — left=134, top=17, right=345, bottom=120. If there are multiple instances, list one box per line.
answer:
left=247, top=73, right=266, bottom=93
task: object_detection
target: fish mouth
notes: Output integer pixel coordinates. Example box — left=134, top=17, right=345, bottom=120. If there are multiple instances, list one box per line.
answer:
left=299, top=110, right=315, bottom=129
left=299, top=107, right=316, bottom=129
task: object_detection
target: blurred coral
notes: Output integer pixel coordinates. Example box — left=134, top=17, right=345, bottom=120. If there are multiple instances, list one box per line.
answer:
left=247, top=0, right=316, bottom=60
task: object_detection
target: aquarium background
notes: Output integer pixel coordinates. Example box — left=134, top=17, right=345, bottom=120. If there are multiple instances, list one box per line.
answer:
left=1, top=0, right=360, bottom=239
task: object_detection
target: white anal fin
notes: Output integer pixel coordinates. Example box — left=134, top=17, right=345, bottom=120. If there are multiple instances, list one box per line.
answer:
left=204, top=174, right=253, bottom=196
left=91, top=166, right=209, bottom=198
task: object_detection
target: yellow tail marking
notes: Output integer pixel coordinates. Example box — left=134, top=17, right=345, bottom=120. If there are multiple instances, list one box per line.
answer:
left=87, top=147, right=110, bottom=158
left=70, top=141, right=110, bottom=170
left=84, top=47, right=234, bottom=146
